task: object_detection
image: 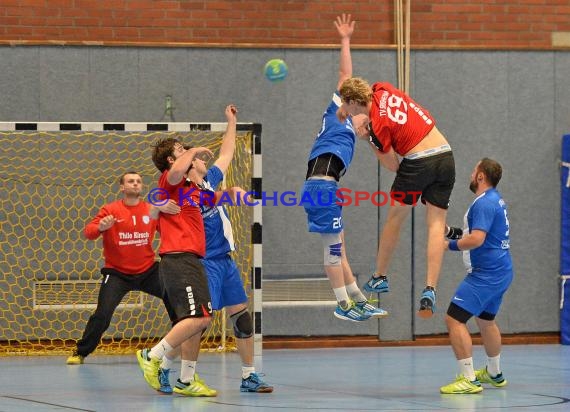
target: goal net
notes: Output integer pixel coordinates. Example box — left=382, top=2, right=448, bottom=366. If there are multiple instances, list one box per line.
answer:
left=0, top=122, right=260, bottom=356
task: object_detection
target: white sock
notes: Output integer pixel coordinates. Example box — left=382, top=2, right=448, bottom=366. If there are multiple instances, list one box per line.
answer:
left=242, top=365, right=255, bottom=379
left=333, top=286, right=350, bottom=309
left=458, top=357, right=475, bottom=381
left=149, top=338, right=173, bottom=360
left=346, top=281, right=366, bottom=303
left=180, top=360, right=197, bottom=383
left=487, top=354, right=501, bottom=377
left=160, top=354, right=175, bottom=370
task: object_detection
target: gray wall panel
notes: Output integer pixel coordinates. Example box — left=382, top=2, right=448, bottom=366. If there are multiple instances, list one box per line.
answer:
left=138, top=48, right=190, bottom=122
left=0, top=47, right=40, bottom=121
left=503, top=52, right=558, bottom=332
left=555, top=53, right=570, bottom=142
left=88, top=48, right=140, bottom=121
left=39, top=48, right=90, bottom=121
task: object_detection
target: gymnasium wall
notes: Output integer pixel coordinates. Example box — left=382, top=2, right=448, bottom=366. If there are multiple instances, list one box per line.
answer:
left=0, top=46, right=566, bottom=340
left=0, top=1, right=568, bottom=339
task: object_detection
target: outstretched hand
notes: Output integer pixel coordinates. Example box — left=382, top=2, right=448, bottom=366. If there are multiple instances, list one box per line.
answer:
left=192, top=146, right=214, bottom=159
left=225, top=104, right=238, bottom=121
left=334, top=13, right=355, bottom=39
left=157, top=199, right=181, bottom=215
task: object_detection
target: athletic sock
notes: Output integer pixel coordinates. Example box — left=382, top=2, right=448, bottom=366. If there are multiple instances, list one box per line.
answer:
left=242, top=366, right=255, bottom=379
left=346, top=281, right=367, bottom=303
left=149, top=338, right=173, bottom=360
left=458, top=357, right=476, bottom=381
left=160, top=354, right=175, bottom=370
left=333, top=286, right=350, bottom=310
left=180, top=360, right=197, bottom=383
left=487, top=354, right=501, bottom=377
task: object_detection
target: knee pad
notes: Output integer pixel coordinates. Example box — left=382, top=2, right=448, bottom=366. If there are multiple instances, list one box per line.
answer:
left=230, top=308, right=253, bottom=339
left=321, top=233, right=342, bottom=266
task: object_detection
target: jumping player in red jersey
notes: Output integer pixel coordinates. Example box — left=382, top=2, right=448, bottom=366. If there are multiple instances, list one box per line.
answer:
left=136, top=141, right=216, bottom=394
left=66, top=171, right=179, bottom=365
left=339, top=77, right=455, bottom=318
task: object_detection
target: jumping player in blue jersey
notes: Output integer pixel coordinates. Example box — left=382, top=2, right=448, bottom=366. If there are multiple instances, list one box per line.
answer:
left=300, top=14, right=387, bottom=322
left=440, top=158, right=513, bottom=394
left=158, top=104, right=273, bottom=396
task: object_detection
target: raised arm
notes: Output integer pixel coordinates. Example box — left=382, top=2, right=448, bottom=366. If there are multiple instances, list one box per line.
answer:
left=84, top=205, right=114, bottom=239
left=149, top=200, right=181, bottom=220
left=335, top=13, right=356, bottom=91
left=167, top=146, right=213, bottom=185
left=213, top=104, right=238, bottom=175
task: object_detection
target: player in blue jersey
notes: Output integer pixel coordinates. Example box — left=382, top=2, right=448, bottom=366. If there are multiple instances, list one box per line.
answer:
left=158, top=104, right=273, bottom=395
left=439, top=158, right=513, bottom=394
left=300, top=14, right=387, bottom=322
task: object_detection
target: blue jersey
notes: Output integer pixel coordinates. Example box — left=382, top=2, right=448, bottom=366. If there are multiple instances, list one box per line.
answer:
left=307, top=92, right=357, bottom=176
left=462, top=188, right=512, bottom=275
left=200, top=166, right=235, bottom=259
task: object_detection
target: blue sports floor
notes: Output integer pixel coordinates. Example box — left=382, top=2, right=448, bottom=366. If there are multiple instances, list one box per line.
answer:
left=0, top=344, right=569, bottom=411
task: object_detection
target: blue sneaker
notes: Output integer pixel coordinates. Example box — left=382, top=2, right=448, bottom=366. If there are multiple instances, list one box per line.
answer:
left=363, top=274, right=390, bottom=293
left=158, top=367, right=172, bottom=394
left=356, top=301, right=389, bottom=318
left=334, top=302, right=371, bottom=322
left=418, top=287, right=436, bottom=318
left=240, top=372, right=274, bottom=393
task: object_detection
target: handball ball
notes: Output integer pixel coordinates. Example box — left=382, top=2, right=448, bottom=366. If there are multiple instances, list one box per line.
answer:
left=264, top=58, right=288, bottom=82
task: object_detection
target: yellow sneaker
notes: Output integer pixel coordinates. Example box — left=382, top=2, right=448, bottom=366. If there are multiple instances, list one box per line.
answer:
left=440, top=375, right=483, bottom=394
left=136, top=349, right=161, bottom=390
left=66, top=351, right=84, bottom=365
left=173, top=374, right=217, bottom=397
left=475, top=367, right=507, bottom=387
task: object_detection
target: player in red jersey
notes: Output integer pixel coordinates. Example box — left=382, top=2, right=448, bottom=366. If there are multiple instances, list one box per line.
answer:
left=339, top=77, right=455, bottom=318
left=136, top=141, right=216, bottom=394
left=66, top=171, right=179, bottom=365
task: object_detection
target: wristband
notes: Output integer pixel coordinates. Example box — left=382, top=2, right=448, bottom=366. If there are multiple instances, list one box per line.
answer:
left=448, top=240, right=460, bottom=251
left=445, top=226, right=463, bottom=240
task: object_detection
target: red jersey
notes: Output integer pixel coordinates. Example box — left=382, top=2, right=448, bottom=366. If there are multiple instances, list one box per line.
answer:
left=157, top=171, right=206, bottom=257
left=369, top=82, right=436, bottom=155
left=84, top=200, right=156, bottom=275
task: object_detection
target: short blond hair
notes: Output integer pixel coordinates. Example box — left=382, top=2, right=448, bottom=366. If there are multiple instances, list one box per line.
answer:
left=339, top=77, right=372, bottom=106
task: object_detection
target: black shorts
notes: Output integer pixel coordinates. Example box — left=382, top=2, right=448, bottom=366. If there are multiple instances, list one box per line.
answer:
left=159, top=253, right=213, bottom=323
left=391, top=151, right=455, bottom=209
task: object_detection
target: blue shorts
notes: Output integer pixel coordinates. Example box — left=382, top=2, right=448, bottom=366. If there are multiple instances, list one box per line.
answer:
left=202, top=255, right=248, bottom=311
left=452, top=270, right=514, bottom=317
left=300, top=179, right=343, bottom=233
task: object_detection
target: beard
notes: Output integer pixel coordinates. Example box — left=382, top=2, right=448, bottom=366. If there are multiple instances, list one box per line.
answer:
left=125, top=188, right=141, bottom=197
left=469, top=179, right=478, bottom=194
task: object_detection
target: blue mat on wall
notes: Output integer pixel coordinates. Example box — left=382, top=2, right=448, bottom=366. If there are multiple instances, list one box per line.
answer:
left=561, top=134, right=570, bottom=344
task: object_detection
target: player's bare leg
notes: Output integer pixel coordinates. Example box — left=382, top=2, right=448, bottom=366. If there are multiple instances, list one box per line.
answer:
left=418, top=202, right=447, bottom=318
